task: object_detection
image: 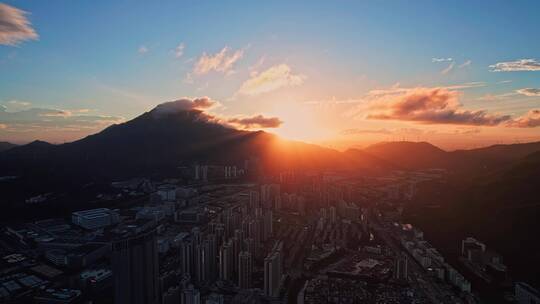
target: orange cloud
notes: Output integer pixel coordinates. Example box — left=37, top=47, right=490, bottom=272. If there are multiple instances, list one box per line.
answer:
left=508, top=110, right=540, bottom=128
left=367, top=87, right=511, bottom=126
left=193, top=47, right=243, bottom=75
left=516, top=88, right=540, bottom=97
left=237, top=64, right=305, bottom=96
left=0, top=3, right=38, bottom=46
left=227, top=115, right=283, bottom=129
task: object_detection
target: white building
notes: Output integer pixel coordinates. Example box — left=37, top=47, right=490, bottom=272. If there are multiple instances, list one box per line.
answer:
left=157, top=184, right=177, bottom=201
left=72, top=208, right=118, bottom=230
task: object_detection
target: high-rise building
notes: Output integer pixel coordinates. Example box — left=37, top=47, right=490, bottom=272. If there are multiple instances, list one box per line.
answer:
left=329, top=206, right=337, bottom=223
left=215, top=225, right=225, bottom=248
left=112, top=226, right=159, bottom=304
left=162, top=286, right=180, bottom=304
left=231, top=236, right=241, bottom=281
left=194, top=243, right=205, bottom=283
left=180, top=237, right=194, bottom=277
left=219, top=240, right=233, bottom=281
left=249, top=191, right=260, bottom=209
left=191, top=227, right=202, bottom=246
left=245, top=219, right=260, bottom=254
left=205, top=293, right=224, bottom=304
left=261, top=184, right=281, bottom=210
left=394, top=252, right=408, bottom=281
left=234, top=229, right=244, bottom=249
left=515, top=282, right=540, bottom=304
left=238, top=251, right=252, bottom=289
left=244, top=237, right=257, bottom=259
left=262, top=210, right=273, bottom=241
left=205, top=234, right=218, bottom=281
left=320, top=208, right=327, bottom=221
left=182, top=284, right=200, bottom=304
left=264, top=241, right=283, bottom=297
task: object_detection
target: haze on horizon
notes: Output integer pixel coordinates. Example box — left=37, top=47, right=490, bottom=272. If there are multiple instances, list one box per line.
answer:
left=1, top=1, right=540, bottom=150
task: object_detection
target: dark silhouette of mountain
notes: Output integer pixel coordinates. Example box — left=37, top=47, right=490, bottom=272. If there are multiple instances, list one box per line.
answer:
left=360, top=141, right=540, bottom=176
left=363, top=141, right=449, bottom=170
left=2, top=99, right=540, bottom=211
left=2, top=108, right=540, bottom=184
left=458, top=150, right=540, bottom=287
left=343, top=148, right=398, bottom=171
left=453, top=141, right=540, bottom=163
left=404, top=149, right=540, bottom=289
left=0, top=141, right=17, bottom=152
left=0, top=102, right=359, bottom=183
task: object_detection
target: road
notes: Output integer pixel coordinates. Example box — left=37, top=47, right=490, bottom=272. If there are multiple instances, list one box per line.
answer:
left=367, top=208, right=463, bottom=304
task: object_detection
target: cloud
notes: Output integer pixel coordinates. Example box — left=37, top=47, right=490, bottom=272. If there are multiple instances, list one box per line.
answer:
left=227, top=114, right=283, bottom=129
left=0, top=3, right=38, bottom=46
left=443, top=82, right=486, bottom=90
left=453, top=127, right=481, bottom=135
left=344, top=83, right=486, bottom=118
left=237, top=64, right=305, bottom=96
left=366, top=87, right=512, bottom=126
left=489, top=59, right=540, bottom=72
left=341, top=128, right=391, bottom=135
left=0, top=105, right=124, bottom=134
left=508, top=110, right=540, bottom=128
left=516, top=88, right=540, bottom=97
left=138, top=45, right=149, bottom=54
left=368, top=82, right=485, bottom=96
left=174, top=43, right=185, bottom=58
left=193, top=46, right=244, bottom=75
left=441, top=62, right=455, bottom=74
left=432, top=57, right=453, bottom=62
left=458, top=60, right=472, bottom=68
left=151, top=97, right=220, bottom=116
left=476, top=92, right=517, bottom=101
left=341, top=126, right=483, bottom=137
left=3, top=100, right=32, bottom=111
left=150, top=97, right=282, bottom=130
left=249, top=56, right=266, bottom=75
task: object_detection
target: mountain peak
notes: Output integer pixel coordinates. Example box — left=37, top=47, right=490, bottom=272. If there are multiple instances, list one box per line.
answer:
left=27, top=140, right=53, bottom=147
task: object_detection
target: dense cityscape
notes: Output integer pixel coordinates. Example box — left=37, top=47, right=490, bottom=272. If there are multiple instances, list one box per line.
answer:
left=2, top=1, right=540, bottom=303
left=0, top=163, right=537, bottom=303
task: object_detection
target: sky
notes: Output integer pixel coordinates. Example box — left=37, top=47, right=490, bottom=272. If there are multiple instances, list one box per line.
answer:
left=1, top=0, right=539, bottom=150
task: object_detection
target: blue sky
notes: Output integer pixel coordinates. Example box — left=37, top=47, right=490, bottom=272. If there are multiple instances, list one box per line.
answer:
left=1, top=1, right=540, bottom=148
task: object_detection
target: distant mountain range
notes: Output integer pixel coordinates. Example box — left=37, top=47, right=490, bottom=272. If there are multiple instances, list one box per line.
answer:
left=399, top=143, right=540, bottom=288
left=1, top=99, right=540, bottom=201
left=0, top=106, right=360, bottom=180
left=0, top=141, right=17, bottom=152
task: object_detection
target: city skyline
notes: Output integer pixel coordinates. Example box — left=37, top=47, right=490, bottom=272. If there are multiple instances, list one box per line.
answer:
left=1, top=1, right=540, bottom=149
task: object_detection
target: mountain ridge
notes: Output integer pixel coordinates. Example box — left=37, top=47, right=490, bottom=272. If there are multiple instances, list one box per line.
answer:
left=0, top=141, right=18, bottom=152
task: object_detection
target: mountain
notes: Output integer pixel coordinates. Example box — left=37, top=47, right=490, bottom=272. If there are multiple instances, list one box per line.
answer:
left=343, top=148, right=398, bottom=171
left=2, top=100, right=540, bottom=207
left=0, top=101, right=357, bottom=182
left=363, top=141, right=449, bottom=170
left=404, top=149, right=540, bottom=288
left=361, top=141, right=540, bottom=176
left=453, top=141, right=540, bottom=163
left=0, top=141, right=17, bottom=152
